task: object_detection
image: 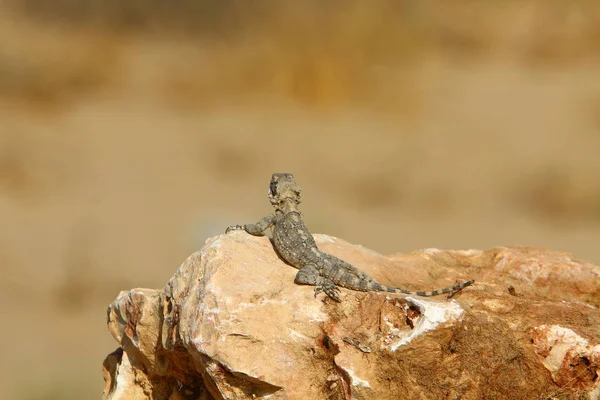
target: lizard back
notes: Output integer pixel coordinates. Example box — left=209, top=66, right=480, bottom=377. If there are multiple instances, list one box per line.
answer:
left=272, top=211, right=321, bottom=268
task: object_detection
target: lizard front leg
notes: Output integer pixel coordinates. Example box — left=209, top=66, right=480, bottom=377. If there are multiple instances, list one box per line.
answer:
left=226, top=214, right=275, bottom=236
left=294, top=265, right=342, bottom=302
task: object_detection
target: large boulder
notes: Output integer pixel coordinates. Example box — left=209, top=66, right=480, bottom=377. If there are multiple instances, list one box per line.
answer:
left=103, top=233, right=600, bottom=400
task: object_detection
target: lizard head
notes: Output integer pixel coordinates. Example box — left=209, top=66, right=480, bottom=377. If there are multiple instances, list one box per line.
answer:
left=268, top=173, right=301, bottom=207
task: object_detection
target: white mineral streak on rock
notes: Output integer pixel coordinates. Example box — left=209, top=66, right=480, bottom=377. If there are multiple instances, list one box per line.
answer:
left=390, top=298, right=464, bottom=351
left=288, top=328, right=310, bottom=341
left=531, top=324, right=600, bottom=399
left=343, top=367, right=371, bottom=388
left=532, top=325, right=591, bottom=374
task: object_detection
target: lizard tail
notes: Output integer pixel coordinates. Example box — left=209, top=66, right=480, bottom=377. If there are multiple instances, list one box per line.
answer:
left=377, top=280, right=475, bottom=297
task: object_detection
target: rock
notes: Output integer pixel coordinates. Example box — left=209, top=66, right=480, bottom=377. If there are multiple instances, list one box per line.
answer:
left=103, top=233, right=600, bottom=400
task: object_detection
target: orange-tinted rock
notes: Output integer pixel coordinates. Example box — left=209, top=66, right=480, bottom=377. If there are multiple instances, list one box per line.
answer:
left=103, top=233, right=600, bottom=399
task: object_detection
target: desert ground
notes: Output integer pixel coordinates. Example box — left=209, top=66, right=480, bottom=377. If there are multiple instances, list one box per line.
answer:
left=2, top=1, right=600, bottom=398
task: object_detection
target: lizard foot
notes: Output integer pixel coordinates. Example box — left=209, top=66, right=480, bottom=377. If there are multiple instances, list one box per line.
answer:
left=225, top=225, right=244, bottom=234
left=314, top=280, right=342, bottom=303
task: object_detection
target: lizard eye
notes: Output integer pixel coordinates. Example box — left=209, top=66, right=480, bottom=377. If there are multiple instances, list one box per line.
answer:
left=269, top=181, right=278, bottom=195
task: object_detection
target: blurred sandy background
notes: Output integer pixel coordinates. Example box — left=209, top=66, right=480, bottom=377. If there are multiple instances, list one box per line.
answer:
left=1, top=0, right=600, bottom=398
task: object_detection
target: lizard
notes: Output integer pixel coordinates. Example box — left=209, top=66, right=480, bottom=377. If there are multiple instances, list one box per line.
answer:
left=226, top=173, right=474, bottom=302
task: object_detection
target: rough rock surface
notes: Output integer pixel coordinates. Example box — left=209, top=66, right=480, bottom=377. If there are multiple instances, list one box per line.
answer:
left=103, top=233, right=600, bottom=400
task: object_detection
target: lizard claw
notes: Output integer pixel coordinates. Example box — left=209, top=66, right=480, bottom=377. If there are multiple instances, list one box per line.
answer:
left=314, top=281, right=342, bottom=302
left=225, top=225, right=244, bottom=234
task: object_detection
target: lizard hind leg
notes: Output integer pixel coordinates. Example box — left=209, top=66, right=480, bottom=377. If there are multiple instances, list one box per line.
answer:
left=294, top=265, right=342, bottom=302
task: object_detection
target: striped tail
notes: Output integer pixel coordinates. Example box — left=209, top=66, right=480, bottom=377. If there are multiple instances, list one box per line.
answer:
left=377, top=280, right=475, bottom=297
